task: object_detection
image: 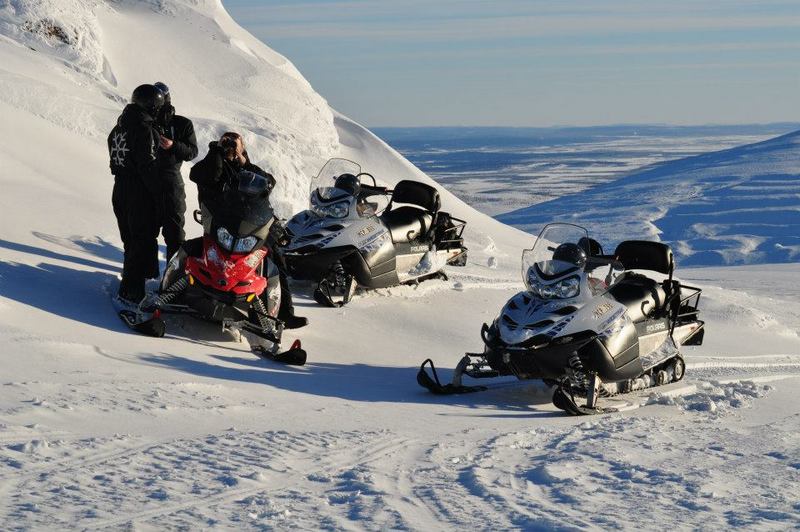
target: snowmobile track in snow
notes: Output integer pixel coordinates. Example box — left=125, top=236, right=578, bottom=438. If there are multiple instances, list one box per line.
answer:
left=2, top=430, right=418, bottom=530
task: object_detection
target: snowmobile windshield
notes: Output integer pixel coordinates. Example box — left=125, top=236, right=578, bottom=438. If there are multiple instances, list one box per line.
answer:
left=522, top=223, right=624, bottom=298
left=522, top=223, right=588, bottom=299
left=310, top=158, right=362, bottom=197
left=213, top=186, right=275, bottom=235
left=523, top=223, right=589, bottom=278
left=238, top=170, right=273, bottom=196
left=315, top=186, right=352, bottom=202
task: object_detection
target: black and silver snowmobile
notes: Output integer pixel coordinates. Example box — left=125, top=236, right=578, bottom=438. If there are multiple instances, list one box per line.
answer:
left=417, top=222, right=704, bottom=415
left=283, top=158, right=467, bottom=306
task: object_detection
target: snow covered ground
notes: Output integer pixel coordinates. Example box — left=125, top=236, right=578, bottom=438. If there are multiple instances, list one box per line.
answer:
left=0, top=1, right=798, bottom=529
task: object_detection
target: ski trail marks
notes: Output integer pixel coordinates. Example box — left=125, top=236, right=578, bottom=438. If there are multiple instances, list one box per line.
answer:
left=4, top=430, right=422, bottom=530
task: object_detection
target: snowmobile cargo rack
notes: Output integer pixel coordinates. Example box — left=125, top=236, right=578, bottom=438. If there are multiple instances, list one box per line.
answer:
left=435, top=214, right=467, bottom=248
left=671, top=283, right=704, bottom=345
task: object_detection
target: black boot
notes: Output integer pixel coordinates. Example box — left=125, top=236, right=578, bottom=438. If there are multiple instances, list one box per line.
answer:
left=280, top=313, right=308, bottom=330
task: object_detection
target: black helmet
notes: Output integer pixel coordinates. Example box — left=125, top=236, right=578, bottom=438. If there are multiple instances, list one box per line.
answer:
left=154, top=81, right=171, bottom=105
left=131, top=84, right=165, bottom=115
left=577, top=236, right=603, bottom=257
left=334, top=173, right=360, bottom=196
left=553, top=242, right=587, bottom=268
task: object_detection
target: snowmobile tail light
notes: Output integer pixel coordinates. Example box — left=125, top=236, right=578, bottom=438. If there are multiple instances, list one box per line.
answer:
left=529, top=275, right=580, bottom=300
left=216, top=227, right=235, bottom=250
left=233, top=235, right=258, bottom=253
left=311, top=200, right=349, bottom=219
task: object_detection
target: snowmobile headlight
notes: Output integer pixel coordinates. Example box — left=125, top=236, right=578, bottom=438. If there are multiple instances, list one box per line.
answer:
left=311, top=200, right=349, bottom=219
left=216, top=227, right=235, bottom=250
left=540, top=284, right=557, bottom=299
left=233, top=235, right=258, bottom=253
left=555, top=276, right=580, bottom=299
left=529, top=275, right=580, bottom=300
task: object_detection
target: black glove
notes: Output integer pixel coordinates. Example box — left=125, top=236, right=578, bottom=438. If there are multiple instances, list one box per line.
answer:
left=269, top=219, right=291, bottom=247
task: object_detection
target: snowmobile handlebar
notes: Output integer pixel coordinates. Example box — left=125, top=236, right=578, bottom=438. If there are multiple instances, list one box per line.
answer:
left=355, top=172, right=377, bottom=187
left=358, top=184, right=390, bottom=198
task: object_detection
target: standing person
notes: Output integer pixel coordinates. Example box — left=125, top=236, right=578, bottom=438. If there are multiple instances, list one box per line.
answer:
left=190, top=132, right=308, bottom=329
left=108, top=84, right=165, bottom=305
left=153, top=82, right=198, bottom=262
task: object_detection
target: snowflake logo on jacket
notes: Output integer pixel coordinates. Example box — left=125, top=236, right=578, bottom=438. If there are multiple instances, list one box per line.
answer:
left=110, top=131, right=129, bottom=167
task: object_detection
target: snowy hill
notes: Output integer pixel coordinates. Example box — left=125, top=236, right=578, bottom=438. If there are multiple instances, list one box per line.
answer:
left=0, top=1, right=798, bottom=529
left=0, top=0, right=524, bottom=254
left=499, top=130, right=800, bottom=265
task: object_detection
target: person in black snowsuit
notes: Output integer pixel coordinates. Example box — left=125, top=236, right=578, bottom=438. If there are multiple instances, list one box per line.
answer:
left=189, top=131, right=308, bottom=329
left=153, top=82, right=198, bottom=262
left=108, top=84, right=165, bottom=303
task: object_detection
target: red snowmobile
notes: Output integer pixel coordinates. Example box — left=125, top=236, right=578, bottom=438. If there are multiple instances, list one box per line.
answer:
left=129, top=170, right=306, bottom=365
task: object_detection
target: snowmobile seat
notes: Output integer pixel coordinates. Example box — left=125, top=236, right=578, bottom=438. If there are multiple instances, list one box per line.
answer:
left=608, top=241, right=675, bottom=322
left=381, top=207, right=434, bottom=243
left=389, top=180, right=441, bottom=213
left=614, top=240, right=674, bottom=274
left=609, top=274, right=668, bottom=323
left=380, top=180, right=440, bottom=243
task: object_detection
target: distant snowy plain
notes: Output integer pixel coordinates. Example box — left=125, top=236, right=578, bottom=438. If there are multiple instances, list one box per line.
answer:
left=375, top=125, right=797, bottom=217
left=0, top=0, right=797, bottom=530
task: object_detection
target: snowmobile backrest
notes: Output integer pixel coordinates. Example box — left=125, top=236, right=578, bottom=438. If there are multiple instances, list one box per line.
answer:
left=390, top=180, right=441, bottom=213
left=614, top=240, right=674, bottom=274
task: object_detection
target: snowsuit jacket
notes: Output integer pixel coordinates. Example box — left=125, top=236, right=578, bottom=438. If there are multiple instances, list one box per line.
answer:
left=156, top=105, right=198, bottom=178
left=108, top=104, right=160, bottom=192
left=189, top=141, right=272, bottom=206
left=155, top=105, right=199, bottom=260
left=189, top=142, right=288, bottom=245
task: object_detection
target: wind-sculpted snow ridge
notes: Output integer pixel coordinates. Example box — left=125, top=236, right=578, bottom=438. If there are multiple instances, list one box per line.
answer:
left=0, top=0, right=526, bottom=271
left=0, top=0, right=339, bottom=218
left=498, top=130, right=800, bottom=266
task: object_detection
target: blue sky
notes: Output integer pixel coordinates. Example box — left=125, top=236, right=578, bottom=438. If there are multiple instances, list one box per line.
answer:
left=223, top=0, right=800, bottom=127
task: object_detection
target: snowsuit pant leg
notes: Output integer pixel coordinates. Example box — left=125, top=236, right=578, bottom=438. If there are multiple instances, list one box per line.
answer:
left=278, top=269, right=294, bottom=317
left=112, top=175, right=129, bottom=256
left=120, top=177, right=161, bottom=300
left=161, top=174, right=186, bottom=262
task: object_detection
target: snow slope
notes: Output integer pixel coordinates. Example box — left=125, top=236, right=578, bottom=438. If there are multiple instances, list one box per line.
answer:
left=0, top=1, right=798, bottom=529
left=499, top=130, right=800, bottom=266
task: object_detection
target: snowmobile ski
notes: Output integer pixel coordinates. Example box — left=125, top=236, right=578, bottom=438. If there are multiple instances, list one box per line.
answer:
left=252, top=339, right=307, bottom=366
left=416, top=358, right=487, bottom=395
left=112, top=295, right=165, bottom=337
left=551, top=385, right=608, bottom=416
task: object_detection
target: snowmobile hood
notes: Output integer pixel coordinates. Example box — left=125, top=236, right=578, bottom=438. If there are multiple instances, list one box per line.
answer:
left=284, top=210, right=350, bottom=251
left=497, top=291, right=587, bottom=346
